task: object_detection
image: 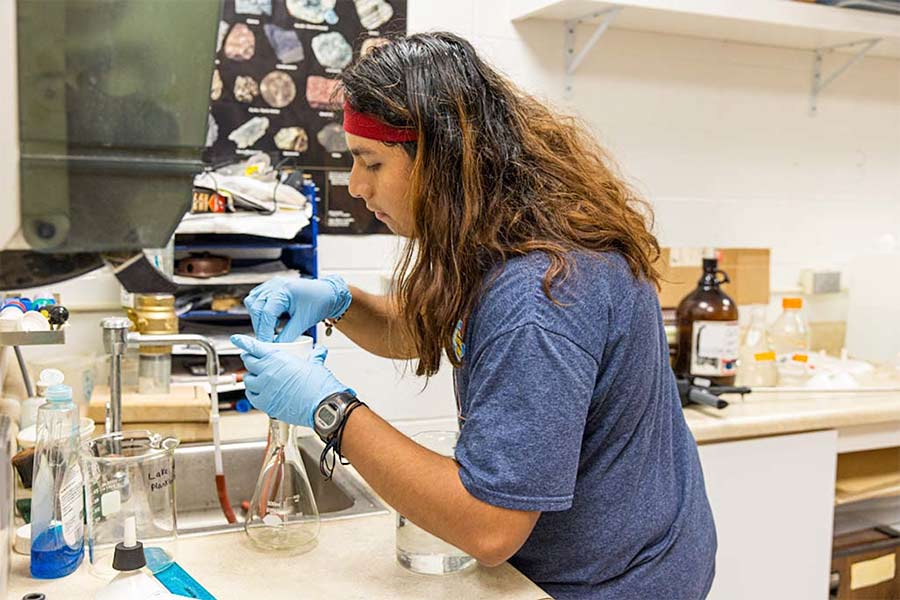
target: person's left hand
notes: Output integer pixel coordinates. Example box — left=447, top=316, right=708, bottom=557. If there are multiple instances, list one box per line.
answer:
left=230, top=335, right=353, bottom=428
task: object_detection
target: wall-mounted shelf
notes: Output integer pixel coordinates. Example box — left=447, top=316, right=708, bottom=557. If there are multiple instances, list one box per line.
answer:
left=0, top=329, right=66, bottom=347
left=512, top=0, right=900, bottom=56
left=512, top=0, right=900, bottom=108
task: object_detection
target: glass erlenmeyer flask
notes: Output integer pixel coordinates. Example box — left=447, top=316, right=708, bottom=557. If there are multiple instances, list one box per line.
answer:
left=245, top=417, right=320, bottom=553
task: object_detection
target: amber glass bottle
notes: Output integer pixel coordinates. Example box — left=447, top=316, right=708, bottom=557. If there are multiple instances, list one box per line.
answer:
left=674, top=258, right=740, bottom=386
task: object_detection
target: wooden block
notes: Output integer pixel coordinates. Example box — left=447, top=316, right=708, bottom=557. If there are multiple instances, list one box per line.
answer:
left=89, top=384, right=210, bottom=424
left=835, top=448, right=900, bottom=504
left=656, top=247, right=770, bottom=308
left=92, top=421, right=213, bottom=444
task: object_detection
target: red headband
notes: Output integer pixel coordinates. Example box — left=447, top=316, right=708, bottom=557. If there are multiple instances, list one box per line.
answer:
left=342, top=101, right=418, bottom=143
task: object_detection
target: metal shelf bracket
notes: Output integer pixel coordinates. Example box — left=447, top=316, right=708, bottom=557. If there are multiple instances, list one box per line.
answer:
left=564, top=6, right=622, bottom=98
left=810, top=37, right=881, bottom=115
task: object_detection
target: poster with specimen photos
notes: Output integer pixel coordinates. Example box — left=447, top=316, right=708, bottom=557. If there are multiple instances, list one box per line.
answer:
left=206, top=0, right=406, bottom=167
left=205, top=0, right=405, bottom=233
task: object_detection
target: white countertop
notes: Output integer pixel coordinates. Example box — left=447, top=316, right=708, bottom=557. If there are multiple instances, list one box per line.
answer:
left=685, top=389, right=900, bottom=443
left=11, top=390, right=900, bottom=597
left=127, top=385, right=900, bottom=447
left=8, top=512, right=551, bottom=600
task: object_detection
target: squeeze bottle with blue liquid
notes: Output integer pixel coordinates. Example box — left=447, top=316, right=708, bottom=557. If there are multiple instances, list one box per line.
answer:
left=30, top=383, right=85, bottom=578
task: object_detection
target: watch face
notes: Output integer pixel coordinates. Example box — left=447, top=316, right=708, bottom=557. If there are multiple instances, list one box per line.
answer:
left=319, top=409, right=337, bottom=427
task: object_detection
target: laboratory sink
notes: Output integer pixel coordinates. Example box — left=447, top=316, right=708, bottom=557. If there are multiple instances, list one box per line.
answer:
left=173, top=435, right=388, bottom=536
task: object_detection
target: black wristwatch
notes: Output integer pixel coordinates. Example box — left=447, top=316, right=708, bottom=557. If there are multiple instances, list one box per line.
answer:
left=313, top=391, right=360, bottom=441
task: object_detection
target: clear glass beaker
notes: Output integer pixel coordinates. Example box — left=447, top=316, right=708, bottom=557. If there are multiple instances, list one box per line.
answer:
left=396, top=431, right=476, bottom=575
left=82, top=430, right=178, bottom=577
left=245, top=417, right=319, bottom=554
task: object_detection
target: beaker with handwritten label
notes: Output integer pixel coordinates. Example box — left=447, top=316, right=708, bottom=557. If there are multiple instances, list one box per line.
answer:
left=82, top=430, right=179, bottom=577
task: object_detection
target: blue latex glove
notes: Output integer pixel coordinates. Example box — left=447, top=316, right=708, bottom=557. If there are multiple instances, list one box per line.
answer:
left=244, top=275, right=352, bottom=343
left=231, top=335, right=353, bottom=428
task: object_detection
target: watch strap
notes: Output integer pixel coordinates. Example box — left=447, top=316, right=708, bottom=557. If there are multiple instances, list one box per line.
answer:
left=318, top=396, right=367, bottom=480
left=314, top=390, right=358, bottom=441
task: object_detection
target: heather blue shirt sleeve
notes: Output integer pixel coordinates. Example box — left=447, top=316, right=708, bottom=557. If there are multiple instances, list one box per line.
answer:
left=455, top=322, right=599, bottom=512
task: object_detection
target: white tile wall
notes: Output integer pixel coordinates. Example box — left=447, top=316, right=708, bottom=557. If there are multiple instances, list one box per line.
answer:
left=315, top=234, right=457, bottom=427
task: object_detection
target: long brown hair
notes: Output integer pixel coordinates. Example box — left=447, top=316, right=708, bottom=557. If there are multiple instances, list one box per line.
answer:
left=340, top=32, right=660, bottom=377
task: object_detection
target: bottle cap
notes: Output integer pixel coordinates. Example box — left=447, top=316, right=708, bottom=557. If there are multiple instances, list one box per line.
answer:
left=38, top=369, right=64, bottom=386
left=112, top=516, right=146, bottom=571
left=44, top=384, right=72, bottom=404
left=33, top=297, right=56, bottom=309
left=0, top=309, right=22, bottom=332
left=782, top=297, right=803, bottom=309
left=14, top=523, right=31, bottom=555
left=36, top=369, right=65, bottom=395
left=1, top=299, right=27, bottom=313
left=21, top=311, right=50, bottom=333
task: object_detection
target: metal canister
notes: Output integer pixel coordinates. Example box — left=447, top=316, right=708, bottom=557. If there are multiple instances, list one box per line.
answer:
left=127, top=295, right=178, bottom=395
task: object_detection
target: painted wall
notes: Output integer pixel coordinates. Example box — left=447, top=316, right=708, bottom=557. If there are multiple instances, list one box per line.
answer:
left=9, top=1, right=899, bottom=428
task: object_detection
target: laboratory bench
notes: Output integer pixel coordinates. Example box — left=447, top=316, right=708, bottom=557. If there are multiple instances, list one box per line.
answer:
left=8, top=511, right=550, bottom=599
left=685, top=389, right=900, bottom=600
left=9, top=392, right=900, bottom=599
left=8, top=411, right=550, bottom=599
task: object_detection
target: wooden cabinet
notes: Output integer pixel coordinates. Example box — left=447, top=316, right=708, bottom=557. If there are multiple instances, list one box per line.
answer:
left=831, top=528, right=900, bottom=600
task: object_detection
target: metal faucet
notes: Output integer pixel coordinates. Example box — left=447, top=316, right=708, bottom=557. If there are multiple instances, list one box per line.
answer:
left=100, top=317, right=222, bottom=435
left=100, top=317, right=237, bottom=522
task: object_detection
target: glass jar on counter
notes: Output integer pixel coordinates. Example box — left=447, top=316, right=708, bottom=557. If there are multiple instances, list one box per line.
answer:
left=396, top=431, right=476, bottom=575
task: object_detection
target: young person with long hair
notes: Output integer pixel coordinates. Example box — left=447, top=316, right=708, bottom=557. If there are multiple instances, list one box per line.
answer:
left=232, top=32, right=717, bottom=599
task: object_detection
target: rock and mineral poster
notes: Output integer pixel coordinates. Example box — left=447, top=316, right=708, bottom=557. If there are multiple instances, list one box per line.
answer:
left=205, top=0, right=406, bottom=234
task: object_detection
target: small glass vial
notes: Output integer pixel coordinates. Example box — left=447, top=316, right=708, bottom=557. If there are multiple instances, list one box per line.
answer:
left=245, top=417, right=319, bottom=553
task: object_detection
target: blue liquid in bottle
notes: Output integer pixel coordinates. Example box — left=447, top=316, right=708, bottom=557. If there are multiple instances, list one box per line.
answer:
left=29, top=383, right=85, bottom=578
left=31, top=524, right=84, bottom=579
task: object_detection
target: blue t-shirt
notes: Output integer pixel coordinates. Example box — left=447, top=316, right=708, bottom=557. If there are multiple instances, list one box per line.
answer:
left=453, top=251, right=717, bottom=600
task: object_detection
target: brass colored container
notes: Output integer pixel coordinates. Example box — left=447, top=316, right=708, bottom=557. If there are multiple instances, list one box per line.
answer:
left=128, top=294, right=178, bottom=355
left=128, top=294, right=178, bottom=395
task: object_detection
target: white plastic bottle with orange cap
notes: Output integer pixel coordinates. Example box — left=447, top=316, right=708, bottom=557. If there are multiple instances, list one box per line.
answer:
left=768, top=297, right=812, bottom=386
left=736, top=306, right=777, bottom=388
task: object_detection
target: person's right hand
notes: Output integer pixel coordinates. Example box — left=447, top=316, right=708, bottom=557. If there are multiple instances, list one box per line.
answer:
left=244, top=275, right=352, bottom=342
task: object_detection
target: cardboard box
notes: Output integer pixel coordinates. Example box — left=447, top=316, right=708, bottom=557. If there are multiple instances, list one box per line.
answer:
left=656, top=248, right=770, bottom=308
